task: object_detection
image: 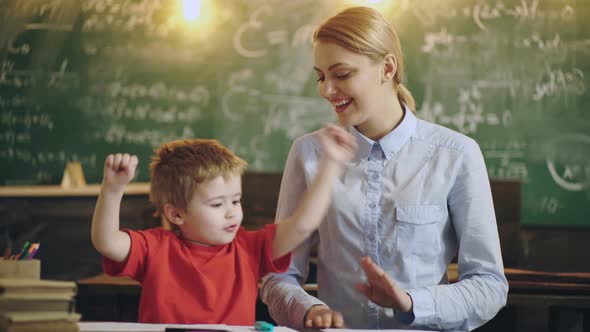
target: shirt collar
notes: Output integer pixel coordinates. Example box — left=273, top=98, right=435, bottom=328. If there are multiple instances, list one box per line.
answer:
left=350, top=104, right=417, bottom=162
left=350, top=126, right=374, bottom=162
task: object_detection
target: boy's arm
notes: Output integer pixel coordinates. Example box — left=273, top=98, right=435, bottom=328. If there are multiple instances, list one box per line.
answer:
left=91, top=153, right=137, bottom=263
left=271, top=124, right=357, bottom=259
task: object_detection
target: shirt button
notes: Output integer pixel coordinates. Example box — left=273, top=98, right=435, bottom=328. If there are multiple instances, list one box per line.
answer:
left=371, top=173, right=379, bottom=181
left=367, top=234, right=374, bottom=241
left=369, top=203, right=376, bottom=208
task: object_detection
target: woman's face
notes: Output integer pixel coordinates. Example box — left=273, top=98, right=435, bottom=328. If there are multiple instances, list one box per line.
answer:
left=314, top=40, right=386, bottom=130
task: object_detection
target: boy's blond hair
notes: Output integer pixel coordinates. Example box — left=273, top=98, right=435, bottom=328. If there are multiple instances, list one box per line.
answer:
left=149, top=139, right=247, bottom=220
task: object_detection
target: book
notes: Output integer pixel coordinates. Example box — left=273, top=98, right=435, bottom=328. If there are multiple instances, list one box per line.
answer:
left=0, top=312, right=80, bottom=332
left=0, top=278, right=77, bottom=298
left=0, top=297, right=74, bottom=312
left=0, top=320, right=79, bottom=332
left=0, top=278, right=79, bottom=332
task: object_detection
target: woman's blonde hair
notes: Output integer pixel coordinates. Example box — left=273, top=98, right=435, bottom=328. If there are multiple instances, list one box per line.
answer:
left=313, top=6, right=415, bottom=111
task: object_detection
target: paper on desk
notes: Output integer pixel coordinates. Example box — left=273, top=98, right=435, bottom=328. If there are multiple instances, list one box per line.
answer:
left=78, top=322, right=230, bottom=332
left=325, top=329, right=437, bottom=332
left=78, top=323, right=299, bottom=332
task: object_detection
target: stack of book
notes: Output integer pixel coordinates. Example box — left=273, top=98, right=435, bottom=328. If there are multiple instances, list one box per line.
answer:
left=0, top=272, right=80, bottom=332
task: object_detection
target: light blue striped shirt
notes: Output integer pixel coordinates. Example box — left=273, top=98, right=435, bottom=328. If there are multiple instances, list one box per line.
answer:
left=260, top=109, right=508, bottom=331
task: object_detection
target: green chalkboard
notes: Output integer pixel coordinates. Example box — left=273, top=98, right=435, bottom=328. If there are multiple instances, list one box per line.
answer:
left=1, top=0, right=589, bottom=226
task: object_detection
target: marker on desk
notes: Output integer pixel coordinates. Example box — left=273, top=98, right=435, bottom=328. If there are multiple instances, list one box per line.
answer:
left=1, top=232, right=11, bottom=260
left=254, top=321, right=274, bottom=332
left=32, top=243, right=40, bottom=259
left=15, top=241, right=30, bottom=260
left=2, top=247, right=10, bottom=260
left=25, top=243, right=39, bottom=259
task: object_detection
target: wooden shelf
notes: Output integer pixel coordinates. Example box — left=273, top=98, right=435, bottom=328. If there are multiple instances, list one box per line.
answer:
left=0, top=183, right=150, bottom=197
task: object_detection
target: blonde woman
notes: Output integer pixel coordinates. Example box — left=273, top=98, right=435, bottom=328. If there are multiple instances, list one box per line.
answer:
left=261, top=6, right=508, bottom=331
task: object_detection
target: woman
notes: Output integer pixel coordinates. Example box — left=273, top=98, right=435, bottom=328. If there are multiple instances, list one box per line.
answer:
left=260, top=6, right=508, bottom=331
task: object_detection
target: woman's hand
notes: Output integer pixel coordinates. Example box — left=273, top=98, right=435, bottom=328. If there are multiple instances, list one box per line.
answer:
left=304, top=304, right=345, bottom=328
left=355, top=256, right=413, bottom=313
left=318, top=123, right=357, bottom=166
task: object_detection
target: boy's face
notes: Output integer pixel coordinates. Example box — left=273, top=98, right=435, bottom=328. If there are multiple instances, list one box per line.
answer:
left=176, top=173, right=243, bottom=246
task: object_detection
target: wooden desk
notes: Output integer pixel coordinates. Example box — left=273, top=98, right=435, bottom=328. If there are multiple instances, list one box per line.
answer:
left=76, top=274, right=317, bottom=323
left=448, top=264, right=590, bottom=295
left=77, top=267, right=590, bottom=331
left=76, top=275, right=144, bottom=322
left=77, top=273, right=318, bottom=292
left=449, top=265, right=590, bottom=331
left=78, top=322, right=297, bottom=332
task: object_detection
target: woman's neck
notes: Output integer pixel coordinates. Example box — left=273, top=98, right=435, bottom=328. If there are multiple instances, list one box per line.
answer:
left=357, top=95, right=405, bottom=141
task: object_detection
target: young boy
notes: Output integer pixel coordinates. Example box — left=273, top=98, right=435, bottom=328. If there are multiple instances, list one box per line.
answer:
left=91, top=124, right=357, bottom=325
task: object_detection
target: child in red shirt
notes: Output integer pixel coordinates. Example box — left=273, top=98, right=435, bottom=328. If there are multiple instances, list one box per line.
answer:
left=91, top=124, right=357, bottom=324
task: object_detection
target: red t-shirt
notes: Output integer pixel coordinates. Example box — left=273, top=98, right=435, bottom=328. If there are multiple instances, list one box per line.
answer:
left=103, top=224, right=291, bottom=324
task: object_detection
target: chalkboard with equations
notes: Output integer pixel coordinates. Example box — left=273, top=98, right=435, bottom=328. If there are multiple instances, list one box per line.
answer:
left=1, top=0, right=588, bottom=226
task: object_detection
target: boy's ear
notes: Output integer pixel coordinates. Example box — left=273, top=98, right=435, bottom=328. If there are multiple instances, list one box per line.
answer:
left=381, top=53, right=397, bottom=83
left=163, top=203, right=185, bottom=226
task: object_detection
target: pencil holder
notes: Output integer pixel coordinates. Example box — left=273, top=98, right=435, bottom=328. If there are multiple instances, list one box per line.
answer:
left=0, top=259, right=40, bottom=279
